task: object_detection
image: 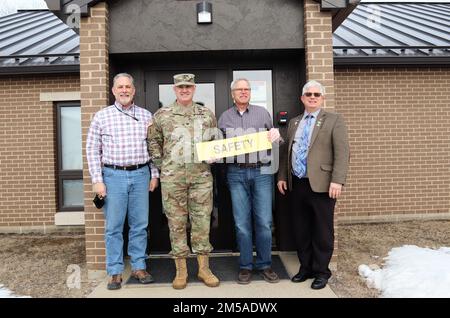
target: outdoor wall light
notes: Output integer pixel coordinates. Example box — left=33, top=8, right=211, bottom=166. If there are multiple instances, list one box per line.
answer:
left=320, top=0, right=349, bottom=10
left=197, top=1, right=212, bottom=24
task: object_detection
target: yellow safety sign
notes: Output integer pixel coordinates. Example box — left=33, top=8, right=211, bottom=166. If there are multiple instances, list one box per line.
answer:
left=196, top=131, right=272, bottom=161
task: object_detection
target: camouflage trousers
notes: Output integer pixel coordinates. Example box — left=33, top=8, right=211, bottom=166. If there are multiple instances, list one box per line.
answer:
left=161, top=181, right=214, bottom=257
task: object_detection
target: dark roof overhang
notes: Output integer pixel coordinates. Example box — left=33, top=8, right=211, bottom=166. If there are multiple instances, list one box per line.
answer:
left=45, top=0, right=104, bottom=17
left=331, top=1, right=361, bottom=32
left=54, top=0, right=360, bottom=30
left=312, top=0, right=361, bottom=31
left=334, top=56, right=450, bottom=66
left=0, top=64, right=79, bottom=75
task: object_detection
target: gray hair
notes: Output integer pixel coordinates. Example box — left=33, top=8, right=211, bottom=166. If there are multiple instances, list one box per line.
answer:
left=302, top=80, right=325, bottom=95
left=113, top=73, right=135, bottom=87
left=230, top=78, right=251, bottom=91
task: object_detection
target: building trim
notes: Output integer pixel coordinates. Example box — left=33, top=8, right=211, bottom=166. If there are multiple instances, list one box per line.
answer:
left=334, top=56, right=450, bottom=66
left=55, top=212, right=85, bottom=226
left=40, top=91, right=81, bottom=102
left=0, top=225, right=84, bottom=234
left=339, top=212, right=450, bottom=225
left=0, top=65, right=79, bottom=75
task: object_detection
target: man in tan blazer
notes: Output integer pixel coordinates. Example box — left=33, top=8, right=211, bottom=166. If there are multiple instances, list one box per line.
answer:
left=277, top=80, right=349, bottom=290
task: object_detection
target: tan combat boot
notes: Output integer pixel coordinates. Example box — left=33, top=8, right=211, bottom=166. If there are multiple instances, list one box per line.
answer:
left=197, top=254, right=220, bottom=287
left=172, top=258, right=188, bottom=289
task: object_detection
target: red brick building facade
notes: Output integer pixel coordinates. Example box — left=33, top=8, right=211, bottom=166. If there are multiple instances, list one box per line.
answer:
left=335, top=67, right=450, bottom=222
left=0, top=74, right=80, bottom=232
left=1, top=1, right=449, bottom=276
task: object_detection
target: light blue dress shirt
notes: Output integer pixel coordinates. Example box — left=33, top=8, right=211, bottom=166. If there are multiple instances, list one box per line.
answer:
left=291, top=108, right=321, bottom=176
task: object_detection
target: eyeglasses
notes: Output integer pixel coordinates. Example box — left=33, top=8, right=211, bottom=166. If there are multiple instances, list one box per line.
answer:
left=304, top=92, right=322, bottom=98
left=233, top=88, right=251, bottom=92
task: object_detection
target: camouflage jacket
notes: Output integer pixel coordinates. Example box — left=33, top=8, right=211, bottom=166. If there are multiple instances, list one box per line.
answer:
left=147, top=101, right=217, bottom=183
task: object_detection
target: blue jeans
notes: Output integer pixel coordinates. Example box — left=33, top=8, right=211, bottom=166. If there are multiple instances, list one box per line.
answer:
left=102, top=166, right=150, bottom=276
left=227, top=166, right=274, bottom=270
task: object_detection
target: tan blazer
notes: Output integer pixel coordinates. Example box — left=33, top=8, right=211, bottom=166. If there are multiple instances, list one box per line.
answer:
left=278, top=109, right=350, bottom=193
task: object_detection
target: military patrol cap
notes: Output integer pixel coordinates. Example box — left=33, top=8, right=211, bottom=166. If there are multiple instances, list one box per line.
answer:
left=174, top=73, right=196, bottom=86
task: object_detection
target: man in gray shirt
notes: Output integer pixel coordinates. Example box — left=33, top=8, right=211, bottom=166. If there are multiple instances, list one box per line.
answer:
left=218, top=78, right=280, bottom=285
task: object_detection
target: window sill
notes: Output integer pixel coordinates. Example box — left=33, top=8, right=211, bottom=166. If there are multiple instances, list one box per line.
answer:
left=55, top=211, right=85, bottom=226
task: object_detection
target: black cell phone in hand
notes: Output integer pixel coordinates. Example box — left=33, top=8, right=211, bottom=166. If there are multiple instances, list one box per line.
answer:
left=93, top=194, right=105, bottom=209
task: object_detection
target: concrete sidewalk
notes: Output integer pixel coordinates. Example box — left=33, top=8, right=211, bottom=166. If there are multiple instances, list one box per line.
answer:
left=88, top=252, right=337, bottom=298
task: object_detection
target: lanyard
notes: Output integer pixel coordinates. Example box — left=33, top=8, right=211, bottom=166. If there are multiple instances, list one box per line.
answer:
left=114, top=104, right=139, bottom=121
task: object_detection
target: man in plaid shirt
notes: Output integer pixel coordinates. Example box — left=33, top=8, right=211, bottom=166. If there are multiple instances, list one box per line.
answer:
left=86, top=73, right=159, bottom=290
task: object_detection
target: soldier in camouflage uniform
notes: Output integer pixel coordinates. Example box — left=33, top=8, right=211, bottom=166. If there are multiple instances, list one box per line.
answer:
left=147, top=73, right=220, bottom=289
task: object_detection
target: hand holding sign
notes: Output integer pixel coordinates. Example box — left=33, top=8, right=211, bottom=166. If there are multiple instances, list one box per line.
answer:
left=268, top=128, right=280, bottom=143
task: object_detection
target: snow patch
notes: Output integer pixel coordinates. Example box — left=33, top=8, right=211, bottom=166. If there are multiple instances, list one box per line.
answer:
left=359, top=245, right=450, bottom=298
left=0, top=284, right=31, bottom=298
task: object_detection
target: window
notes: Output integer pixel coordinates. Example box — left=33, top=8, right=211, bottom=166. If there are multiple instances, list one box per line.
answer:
left=57, top=102, right=83, bottom=211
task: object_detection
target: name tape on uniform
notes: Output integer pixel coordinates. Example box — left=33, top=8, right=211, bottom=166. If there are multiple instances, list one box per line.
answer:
left=196, top=131, right=272, bottom=161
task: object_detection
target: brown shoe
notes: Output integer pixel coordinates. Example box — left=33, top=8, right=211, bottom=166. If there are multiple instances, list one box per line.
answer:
left=131, top=269, right=154, bottom=284
left=259, top=268, right=279, bottom=283
left=237, top=269, right=252, bottom=284
left=107, top=274, right=122, bottom=290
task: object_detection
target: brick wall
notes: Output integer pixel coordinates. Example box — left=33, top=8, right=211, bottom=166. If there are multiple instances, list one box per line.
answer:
left=335, top=67, right=450, bottom=223
left=0, top=74, right=80, bottom=229
left=303, top=0, right=339, bottom=267
left=304, top=0, right=335, bottom=109
left=80, top=2, right=110, bottom=274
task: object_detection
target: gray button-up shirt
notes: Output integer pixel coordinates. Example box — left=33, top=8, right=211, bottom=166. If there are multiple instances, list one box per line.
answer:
left=218, top=104, right=273, bottom=164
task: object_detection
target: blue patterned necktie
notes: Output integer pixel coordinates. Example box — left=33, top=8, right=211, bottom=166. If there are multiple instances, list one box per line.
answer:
left=295, top=114, right=313, bottom=178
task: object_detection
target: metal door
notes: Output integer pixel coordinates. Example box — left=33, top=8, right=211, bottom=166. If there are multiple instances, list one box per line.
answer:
left=145, top=69, right=235, bottom=254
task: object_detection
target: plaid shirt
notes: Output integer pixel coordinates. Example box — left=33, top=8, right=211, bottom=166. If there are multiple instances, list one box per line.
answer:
left=86, top=102, right=159, bottom=183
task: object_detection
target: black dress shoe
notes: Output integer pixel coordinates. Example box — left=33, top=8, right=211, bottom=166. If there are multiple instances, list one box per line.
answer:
left=311, top=277, right=328, bottom=290
left=291, top=272, right=313, bottom=283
